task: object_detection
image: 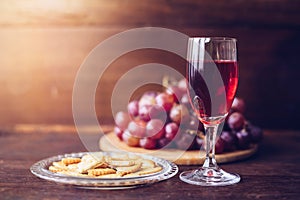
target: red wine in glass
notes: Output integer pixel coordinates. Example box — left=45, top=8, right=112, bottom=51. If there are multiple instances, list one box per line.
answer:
left=188, top=60, right=238, bottom=125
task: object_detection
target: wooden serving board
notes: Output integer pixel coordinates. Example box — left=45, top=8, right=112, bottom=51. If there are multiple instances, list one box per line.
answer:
left=99, top=132, right=258, bottom=165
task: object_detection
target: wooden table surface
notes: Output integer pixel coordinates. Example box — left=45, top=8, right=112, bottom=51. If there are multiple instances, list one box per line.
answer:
left=0, top=125, right=299, bottom=200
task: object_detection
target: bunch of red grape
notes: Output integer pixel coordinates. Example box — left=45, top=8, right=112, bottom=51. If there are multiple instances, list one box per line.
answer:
left=211, top=98, right=263, bottom=153
left=113, top=79, right=263, bottom=153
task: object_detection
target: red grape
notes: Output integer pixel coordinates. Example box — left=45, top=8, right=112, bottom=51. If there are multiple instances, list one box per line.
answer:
left=139, top=92, right=156, bottom=108
left=140, top=104, right=168, bottom=122
left=139, top=105, right=152, bottom=122
left=122, top=130, right=140, bottom=147
left=195, top=137, right=204, bottom=148
left=127, top=100, right=139, bottom=118
left=231, top=97, right=246, bottom=114
left=227, top=112, right=245, bottom=131
left=235, top=130, right=251, bottom=149
left=143, top=91, right=158, bottom=98
left=127, top=120, right=146, bottom=138
left=115, top=111, right=130, bottom=131
left=202, top=136, right=225, bottom=153
left=169, top=104, right=189, bottom=125
left=166, top=85, right=184, bottom=103
left=223, top=121, right=231, bottom=131
left=157, top=138, right=172, bottom=149
left=220, top=131, right=237, bottom=151
left=114, top=126, right=123, bottom=140
left=149, top=105, right=167, bottom=122
left=155, top=93, right=174, bottom=112
left=146, top=119, right=165, bottom=139
left=247, top=124, right=263, bottom=143
left=215, top=138, right=225, bottom=154
left=114, top=77, right=263, bottom=151
left=139, top=138, right=157, bottom=149
left=165, top=122, right=179, bottom=140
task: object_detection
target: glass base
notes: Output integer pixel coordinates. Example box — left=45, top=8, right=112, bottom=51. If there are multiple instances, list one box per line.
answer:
left=179, top=167, right=240, bottom=186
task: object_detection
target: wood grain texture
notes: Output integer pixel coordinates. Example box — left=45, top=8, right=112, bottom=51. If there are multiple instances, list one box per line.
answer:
left=0, top=28, right=298, bottom=129
left=0, top=127, right=299, bottom=199
left=0, top=0, right=299, bottom=129
left=0, top=0, right=299, bottom=29
left=99, top=132, right=258, bottom=165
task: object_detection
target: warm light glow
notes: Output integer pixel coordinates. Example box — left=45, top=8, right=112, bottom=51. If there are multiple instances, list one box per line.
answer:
left=0, top=0, right=84, bottom=25
left=34, top=0, right=70, bottom=11
left=23, top=0, right=82, bottom=12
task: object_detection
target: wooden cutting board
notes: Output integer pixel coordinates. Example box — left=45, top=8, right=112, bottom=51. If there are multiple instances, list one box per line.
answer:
left=99, top=132, right=258, bottom=165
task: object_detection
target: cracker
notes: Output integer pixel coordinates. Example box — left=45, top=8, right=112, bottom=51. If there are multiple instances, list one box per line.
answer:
left=108, top=152, right=129, bottom=161
left=52, top=161, right=68, bottom=170
left=77, top=153, right=105, bottom=173
left=87, top=168, right=116, bottom=176
left=81, top=153, right=104, bottom=163
left=107, top=160, right=135, bottom=167
left=67, top=163, right=78, bottom=172
left=58, top=171, right=89, bottom=177
left=49, top=166, right=64, bottom=173
left=128, top=154, right=142, bottom=160
left=62, top=157, right=81, bottom=165
left=116, top=162, right=142, bottom=176
left=137, top=166, right=162, bottom=175
left=94, top=162, right=109, bottom=169
left=140, top=159, right=156, bottom=168
left=124, top=166, right=162, bottom=177
left=48, top=152, right=162, bottom=179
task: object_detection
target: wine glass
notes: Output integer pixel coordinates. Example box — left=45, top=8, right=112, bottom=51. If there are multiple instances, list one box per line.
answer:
left=179, top=37, right=240, bottom=186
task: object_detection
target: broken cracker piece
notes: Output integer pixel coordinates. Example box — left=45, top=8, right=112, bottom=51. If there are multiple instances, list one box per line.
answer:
left=77, top=153, right=105, bottom=173
left=81, top=153, right=104, bottom=163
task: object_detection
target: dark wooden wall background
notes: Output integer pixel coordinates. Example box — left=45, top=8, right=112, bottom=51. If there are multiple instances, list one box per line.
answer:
left=0, top=0, right=299, bottom=130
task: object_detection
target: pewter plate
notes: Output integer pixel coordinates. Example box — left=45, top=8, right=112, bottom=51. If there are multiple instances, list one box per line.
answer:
left=30, top=152, right=178, bottom=189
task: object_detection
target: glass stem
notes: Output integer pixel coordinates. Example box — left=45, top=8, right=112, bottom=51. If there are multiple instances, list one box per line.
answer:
left=202, top=124, right=219, bottom=169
